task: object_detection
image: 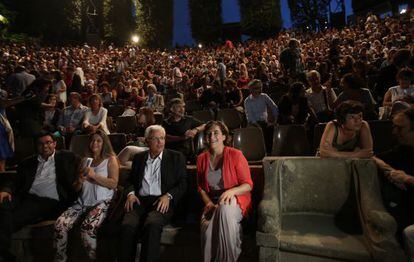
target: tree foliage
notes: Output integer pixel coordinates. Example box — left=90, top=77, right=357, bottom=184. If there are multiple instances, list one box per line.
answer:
left=239, top=0, right=282, bottom=38
left=288, top=0, right=330, bottom=30
left=10, top=0, right=82, bottom=41
left=189, top=0, right=222, bottom=44
left=134, top=0, right=173, bottom=48
left=103, top=0, right=136, bottom=43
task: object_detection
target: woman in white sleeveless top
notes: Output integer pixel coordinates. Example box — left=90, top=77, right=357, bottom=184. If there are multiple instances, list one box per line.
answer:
left=54, top=130, right=119, bottom=261
left=383, top=67, right=414, bottom=108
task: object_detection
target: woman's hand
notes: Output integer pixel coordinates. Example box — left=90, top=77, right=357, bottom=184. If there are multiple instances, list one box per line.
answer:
left=203, top=201, right=217, bottom=220
left=219, top=189, right=235, bottom=205
left=84, top=167, right=97, bottom=182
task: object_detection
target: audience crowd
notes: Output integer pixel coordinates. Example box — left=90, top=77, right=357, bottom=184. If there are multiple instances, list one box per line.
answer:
left=0, top=11, right=413, bottom=261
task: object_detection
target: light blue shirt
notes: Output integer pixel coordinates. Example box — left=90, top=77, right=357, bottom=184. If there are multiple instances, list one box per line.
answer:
left=244, top=93, right=279, bottom=123
left=138, top=151, right=163, bottom=196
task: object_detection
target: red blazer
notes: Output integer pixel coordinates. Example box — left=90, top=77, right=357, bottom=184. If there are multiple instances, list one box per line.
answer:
left=197, top=146, right=253, bottom=216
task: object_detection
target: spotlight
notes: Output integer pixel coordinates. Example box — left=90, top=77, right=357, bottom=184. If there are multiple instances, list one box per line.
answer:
left=198, top=44, right=202, bottom=49
left=0, top=14, right=7, bottom=23
left=400, top=9, right=407, bottom=14
left=131, top=35, right=140, bottom=44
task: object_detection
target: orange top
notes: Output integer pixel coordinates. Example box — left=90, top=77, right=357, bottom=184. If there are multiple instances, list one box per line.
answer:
left=197, top=146, right=253, bottom=216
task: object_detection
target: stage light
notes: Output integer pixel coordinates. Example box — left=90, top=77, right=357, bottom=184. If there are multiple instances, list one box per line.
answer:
left=0, top=15, right=6, bottom=23
left=400, top=9, right=407, bottom=14
left=198, top=44, right=202, bottom=48
left=131, top=35, right=140, bottom=44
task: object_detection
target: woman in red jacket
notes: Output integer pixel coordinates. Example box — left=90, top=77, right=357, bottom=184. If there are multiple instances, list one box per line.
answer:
left=197, top=121, right=253, bottom=262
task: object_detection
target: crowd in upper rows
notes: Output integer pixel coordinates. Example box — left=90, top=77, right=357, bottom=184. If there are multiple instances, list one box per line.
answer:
left=0, top=11, right=414, bottom=261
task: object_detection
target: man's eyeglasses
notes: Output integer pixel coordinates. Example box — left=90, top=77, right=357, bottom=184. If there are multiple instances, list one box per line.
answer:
left=147, top=137, right=165, bottom=142
left=37, top=141, right=55, bottom=146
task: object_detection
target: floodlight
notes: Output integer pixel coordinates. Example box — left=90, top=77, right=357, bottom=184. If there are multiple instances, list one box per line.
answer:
left=131, top=35, right=140, bottom=43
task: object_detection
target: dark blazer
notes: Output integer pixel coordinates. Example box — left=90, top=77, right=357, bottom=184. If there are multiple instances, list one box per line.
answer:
left=125, top=149, right=187, bottom=205
left=0, top=150, right=82, bottom=207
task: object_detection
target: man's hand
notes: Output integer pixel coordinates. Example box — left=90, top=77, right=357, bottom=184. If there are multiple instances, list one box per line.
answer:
left=219, top=189, right=235, bottom=205
left=154, top=195, right=170, bottom=214
left=125, top=194, right=140, bottom=212
left=0, top=192, right=12, bottom=203
left=389, top=170, right=409, bottom=184
left=184, top=129, right=197, bottom=138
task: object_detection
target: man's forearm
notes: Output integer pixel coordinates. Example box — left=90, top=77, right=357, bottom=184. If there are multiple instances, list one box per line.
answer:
left=372, top=156, right=394, bottom=171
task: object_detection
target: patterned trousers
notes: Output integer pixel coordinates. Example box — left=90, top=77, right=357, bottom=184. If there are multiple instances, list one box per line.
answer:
left=54, top=199, right=111, bottom=261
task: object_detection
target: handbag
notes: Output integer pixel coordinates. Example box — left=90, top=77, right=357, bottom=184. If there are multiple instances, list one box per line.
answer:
left=105, top=185, right=126, bottom=222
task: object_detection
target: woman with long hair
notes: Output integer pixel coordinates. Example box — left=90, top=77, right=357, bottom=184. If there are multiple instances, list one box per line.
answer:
left=54, top=130, right=119, bottom=261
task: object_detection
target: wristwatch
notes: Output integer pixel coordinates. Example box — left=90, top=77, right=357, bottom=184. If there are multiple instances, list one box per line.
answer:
left=166, top=193, right=173, bottom=200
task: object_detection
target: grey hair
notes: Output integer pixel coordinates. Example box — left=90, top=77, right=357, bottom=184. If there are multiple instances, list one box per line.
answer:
left=144, top=125, right=166, bottom=139
left=306, top=70, right=321, bottom=80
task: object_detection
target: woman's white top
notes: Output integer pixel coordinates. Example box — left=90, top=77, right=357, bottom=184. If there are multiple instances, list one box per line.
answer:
left=388, top=85, right=414, bottom=103
left=79, top=158, right=114, bottom=206
left=53, top=80, right=67, bottom=103
left=83, top=107, right=110, bottom=134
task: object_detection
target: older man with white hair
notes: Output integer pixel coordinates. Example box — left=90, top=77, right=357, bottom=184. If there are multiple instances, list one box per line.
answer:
left=119, top=125, right=187, bottom=262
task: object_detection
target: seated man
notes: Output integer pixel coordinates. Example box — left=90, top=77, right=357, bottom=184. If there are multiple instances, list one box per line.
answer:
left=244, top=79, right=279, bottom=153
left=119, top=125, right=187, bottom=262
left=163, top=98, right=205, bottom=161
left=0, top=131, right=83, bottom=261
left=373, top=108, right=414, bottom=260
left=57, top=92, right=88, bottom=142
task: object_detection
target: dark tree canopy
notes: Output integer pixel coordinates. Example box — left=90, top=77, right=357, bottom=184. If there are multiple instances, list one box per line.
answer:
left=288, top=0, right=330, bottom=31
left=9, top=0, right=82, bottom=41
left=239, top=0, right=282, bottom=38
left=189, top=0, right=222, bottom=44
left=135, top=0, right=173, bottom=48
left=104, top=0, right=136, bottom=44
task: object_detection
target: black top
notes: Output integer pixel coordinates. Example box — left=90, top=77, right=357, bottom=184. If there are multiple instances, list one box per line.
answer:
left=163, top=116, right=202, bottom=137
left=163, top=116, right=203, bottom=158
left=200, top=88, right=223, bottom=109
left=377, top=145, right=414, bottom=175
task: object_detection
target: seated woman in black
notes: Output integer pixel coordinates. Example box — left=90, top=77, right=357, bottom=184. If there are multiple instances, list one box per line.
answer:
left=319, top=100, right=373, bottom=158
left=278, top=82, right=313, bottom=125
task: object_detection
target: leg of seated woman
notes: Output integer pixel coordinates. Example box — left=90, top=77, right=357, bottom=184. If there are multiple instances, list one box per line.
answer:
left=79, top=200, right=111, bottom=260
left=54, top=203, right=84, bottom=262
left=201, top=197, right=243, bottom=262
left=117, top=146, right=148, bottom=168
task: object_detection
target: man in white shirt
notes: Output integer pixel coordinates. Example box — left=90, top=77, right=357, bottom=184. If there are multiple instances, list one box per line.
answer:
left=0, top=132, right=83, bottom=261
left=244, top=79, right=279, bottom=153
left=120, top=125, right=187, bottom=262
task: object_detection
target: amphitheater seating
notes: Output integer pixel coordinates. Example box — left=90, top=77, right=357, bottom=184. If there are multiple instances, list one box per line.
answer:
left=217, top=108, right=243, bottom=130
left=272, top=125, right=310, bottom=156
left=232, top=127, right=266, bottom=164
left=116, top=116, right=138, bottom=134
left=257, top=157, right=405, bottom=262
left=192, top=110, right=215, bottom=123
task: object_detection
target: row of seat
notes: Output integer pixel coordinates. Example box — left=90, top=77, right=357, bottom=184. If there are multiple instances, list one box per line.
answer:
left=8, top=120, right=394, bottom=168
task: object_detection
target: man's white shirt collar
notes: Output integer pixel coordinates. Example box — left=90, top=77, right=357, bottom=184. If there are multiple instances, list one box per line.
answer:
left=147, top=151, right=163, bottom=162
left=37, top=150, right=56, bottom=163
